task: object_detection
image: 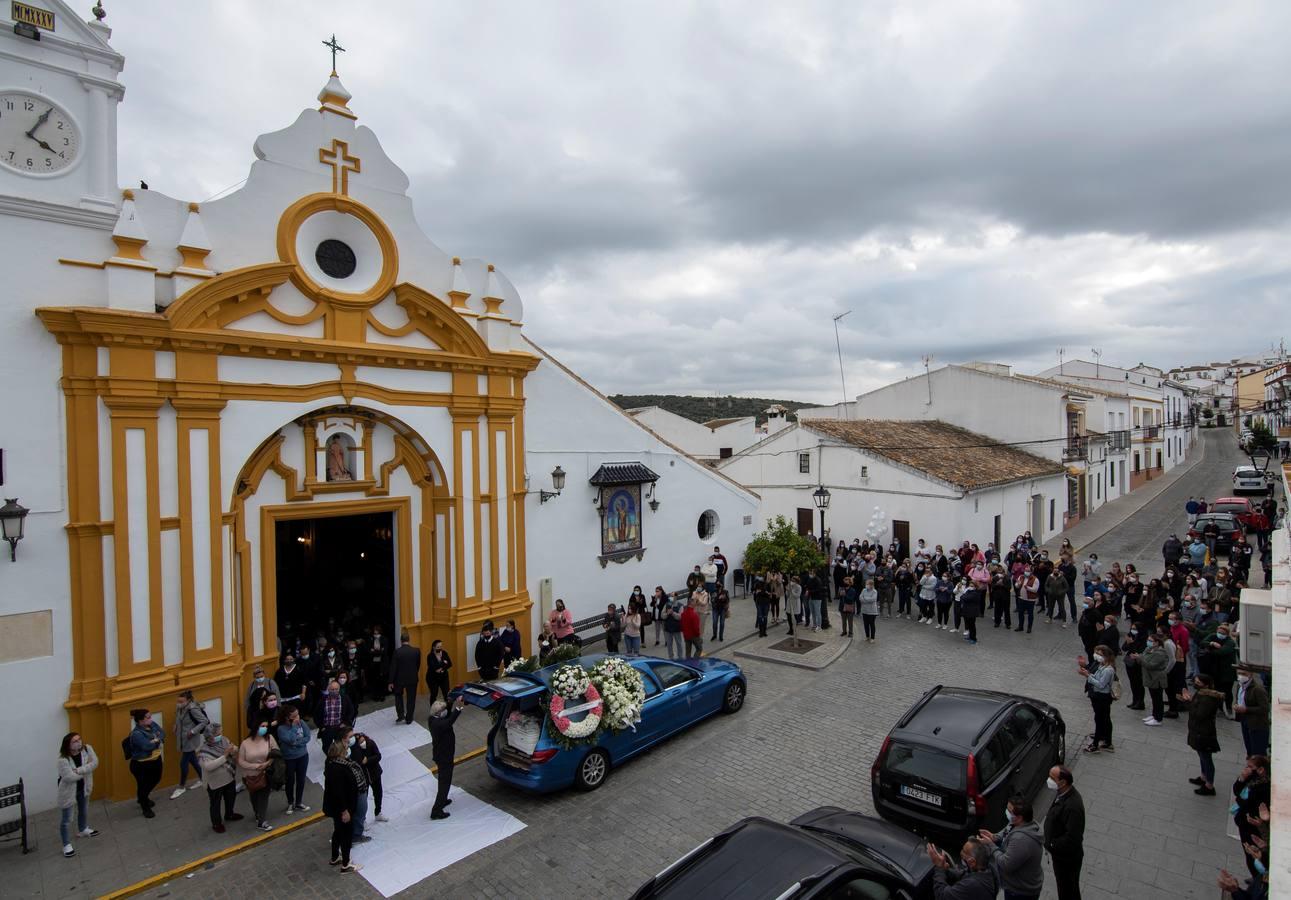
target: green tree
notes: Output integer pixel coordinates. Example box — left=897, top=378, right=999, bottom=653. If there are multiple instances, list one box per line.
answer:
left=1248, top=421, right=1278, bottom=453
left=742, top=515, right=826, bottom=577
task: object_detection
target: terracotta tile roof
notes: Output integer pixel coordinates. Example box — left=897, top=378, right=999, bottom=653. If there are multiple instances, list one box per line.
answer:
left=805, top=419, right=1064, bottom=490
left=703, top=416, right=749, bottom=429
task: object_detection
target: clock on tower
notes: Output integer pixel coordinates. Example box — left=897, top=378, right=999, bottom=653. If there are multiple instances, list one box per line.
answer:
left=0, top=0, right=123, bottom=214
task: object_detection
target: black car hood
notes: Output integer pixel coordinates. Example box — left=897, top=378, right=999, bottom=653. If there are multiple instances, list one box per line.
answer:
left=789, top=807, right=933, bottom=884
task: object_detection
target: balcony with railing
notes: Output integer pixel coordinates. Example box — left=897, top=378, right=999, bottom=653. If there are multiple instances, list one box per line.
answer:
left=1062, top=435, right=1088, bottom=462
left=1142, top=424, right=1161, bottom=440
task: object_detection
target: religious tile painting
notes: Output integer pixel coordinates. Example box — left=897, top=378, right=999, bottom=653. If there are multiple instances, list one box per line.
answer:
left=601, top=484, right=642, bottom=556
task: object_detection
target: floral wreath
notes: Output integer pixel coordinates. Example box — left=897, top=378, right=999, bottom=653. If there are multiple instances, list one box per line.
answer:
left=546, top=664, right=603, bottom=745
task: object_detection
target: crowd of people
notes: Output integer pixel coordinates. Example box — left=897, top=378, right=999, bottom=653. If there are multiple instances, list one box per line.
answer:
left=48, top=493, right=1278, bottom=894
left=52, top=619, right=484, bottom=872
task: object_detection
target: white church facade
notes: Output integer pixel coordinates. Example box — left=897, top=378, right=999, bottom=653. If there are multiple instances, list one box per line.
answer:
left=0, top=3, right=757, bottom=808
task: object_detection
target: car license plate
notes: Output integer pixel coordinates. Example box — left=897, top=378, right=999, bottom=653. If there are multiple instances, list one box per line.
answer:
left=900, top=784, right=943, bottom=807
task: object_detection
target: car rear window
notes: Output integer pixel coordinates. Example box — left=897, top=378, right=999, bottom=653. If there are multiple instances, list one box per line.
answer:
left=1212, top=502, right=1245, bottom=513
left=884, top=741, right=965, bottom=791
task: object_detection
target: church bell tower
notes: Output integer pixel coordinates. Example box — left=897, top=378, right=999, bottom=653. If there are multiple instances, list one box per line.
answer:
left=0, top=0, right=123, bottom=214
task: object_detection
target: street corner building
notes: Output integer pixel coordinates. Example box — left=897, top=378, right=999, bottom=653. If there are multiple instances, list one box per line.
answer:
left=0, top=3, right=757, bottom=809
left=718, top=418, right=1067, bottom=552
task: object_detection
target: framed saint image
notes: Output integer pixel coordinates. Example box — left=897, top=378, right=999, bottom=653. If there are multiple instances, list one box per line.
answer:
left=602, top=484, right=642, bottom=555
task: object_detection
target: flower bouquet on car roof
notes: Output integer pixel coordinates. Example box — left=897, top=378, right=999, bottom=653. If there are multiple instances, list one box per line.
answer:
left=590, top=657, right=646, bottom=734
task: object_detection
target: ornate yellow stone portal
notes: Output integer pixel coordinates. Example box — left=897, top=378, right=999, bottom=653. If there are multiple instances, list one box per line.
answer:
left=38, top=189, right=538, bottom=798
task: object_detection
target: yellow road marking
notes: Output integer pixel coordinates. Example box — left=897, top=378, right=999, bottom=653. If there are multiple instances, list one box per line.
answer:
left=99, top=746, right=489, bottom=899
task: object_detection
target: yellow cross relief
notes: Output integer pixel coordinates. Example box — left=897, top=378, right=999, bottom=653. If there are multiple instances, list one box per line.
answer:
left=319, top=139, right=360, bottom=195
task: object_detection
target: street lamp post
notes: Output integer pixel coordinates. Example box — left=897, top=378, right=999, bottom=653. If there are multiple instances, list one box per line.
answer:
left=812, top=485, right=832, bottom=624
left=812, top=485, right=831, bottom=550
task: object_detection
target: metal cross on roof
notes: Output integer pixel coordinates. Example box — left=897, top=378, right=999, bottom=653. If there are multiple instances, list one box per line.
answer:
left=323, top=33, right=345, bottom=76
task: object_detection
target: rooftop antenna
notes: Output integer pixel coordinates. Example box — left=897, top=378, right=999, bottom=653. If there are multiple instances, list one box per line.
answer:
left=1091, top=347, right=1102, bottom=379
left=921, top=354, right=934, bottom=404
left=1057, top=347, right=1065, bottom=375
left=833, top=311, right=852, bottom=419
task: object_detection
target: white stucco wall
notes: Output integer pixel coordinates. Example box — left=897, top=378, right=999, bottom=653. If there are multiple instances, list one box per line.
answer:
left=719, top=425, right=1067, bottom=553
left=627, top=407, right=759, bottom=460
left=844, top=367, right=1070, bottom=462
left=524, top=349, right=759, bottom=625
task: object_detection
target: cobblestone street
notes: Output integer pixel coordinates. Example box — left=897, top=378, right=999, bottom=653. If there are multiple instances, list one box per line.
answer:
left=11, top=430, right=1261, bottom=900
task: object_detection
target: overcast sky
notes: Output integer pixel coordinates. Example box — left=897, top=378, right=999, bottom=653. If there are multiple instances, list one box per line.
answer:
left=106, top=1, right=1291, bottom=404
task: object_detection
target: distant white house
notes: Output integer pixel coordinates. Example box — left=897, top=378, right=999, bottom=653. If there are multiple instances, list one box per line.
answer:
left=800, top=363, right=1133, bottom=525
left=718, top=418, right=1068, bottom=555
left=627, top=404, right=790, bottom=462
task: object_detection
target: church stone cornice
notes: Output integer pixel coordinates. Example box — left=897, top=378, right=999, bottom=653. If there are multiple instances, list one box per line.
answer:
left=0, top=193, right=117, bottom=229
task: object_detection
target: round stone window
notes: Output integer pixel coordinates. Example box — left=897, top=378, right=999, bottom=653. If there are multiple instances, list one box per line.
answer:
left=314, top=239, right=357, bottom=279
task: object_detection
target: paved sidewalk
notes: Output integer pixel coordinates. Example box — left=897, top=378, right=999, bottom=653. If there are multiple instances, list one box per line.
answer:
left=3, top=595, right=763, bottom=899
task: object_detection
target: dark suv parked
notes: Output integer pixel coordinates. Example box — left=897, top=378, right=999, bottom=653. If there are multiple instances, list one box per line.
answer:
left=871, top=686, right=1065, bottom=842
left=631, top=808, right=934, bottom=900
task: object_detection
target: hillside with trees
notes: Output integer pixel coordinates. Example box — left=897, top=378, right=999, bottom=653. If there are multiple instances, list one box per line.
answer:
left=609, top=394, right=814, bottom=425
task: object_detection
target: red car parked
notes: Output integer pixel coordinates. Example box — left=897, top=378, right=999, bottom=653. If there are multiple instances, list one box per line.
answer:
left=1209, top=497, right=1255, bottom=529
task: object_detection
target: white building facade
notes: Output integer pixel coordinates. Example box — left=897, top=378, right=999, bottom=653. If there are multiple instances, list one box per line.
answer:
left=0, top=5, right=756, bottom=809
left=719, top=419, right=1067, bottom=556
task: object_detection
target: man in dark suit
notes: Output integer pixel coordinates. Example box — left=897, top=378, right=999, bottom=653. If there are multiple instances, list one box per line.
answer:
left=1043, top=764, right=1085, bottom=900
left=429, top=696, right=465, bottom=820
left=388, top=632, right=421, bottom=724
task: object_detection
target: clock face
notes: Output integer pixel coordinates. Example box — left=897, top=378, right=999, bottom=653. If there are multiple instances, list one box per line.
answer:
left=0, top=92, right=80, bottom=175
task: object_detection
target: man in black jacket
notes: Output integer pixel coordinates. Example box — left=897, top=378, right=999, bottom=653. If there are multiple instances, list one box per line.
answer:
left=429, top=697, right=465, bottom=820
left=1043, top=765, right=1085, bottom=900
left=474, top=622, right=503, bottom=681
left=388, top=632, right=421, bottom=724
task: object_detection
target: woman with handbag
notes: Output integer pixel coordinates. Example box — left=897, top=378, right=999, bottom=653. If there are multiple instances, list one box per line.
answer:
left=237, top=722, right=279, bottom=831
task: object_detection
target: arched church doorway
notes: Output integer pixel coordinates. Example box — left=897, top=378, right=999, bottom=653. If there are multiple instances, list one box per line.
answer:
left=230, top=405, right=450, bottom=704
left=275, top=508, right=396, bottom=659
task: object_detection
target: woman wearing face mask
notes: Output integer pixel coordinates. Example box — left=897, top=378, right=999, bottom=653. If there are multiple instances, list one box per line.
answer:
left=237, top=721, right=279, bottom=831
left=549, top=598, right=575, bottom=644
left=1120, top=620, right=1148, bottom=711
left=244, top=666, right=280, bottom=728
left=348, top=729, right=386, bottom=824
left=1078, top=644, right=1116, bottom=753
left=1140, top=631, right=1171, bottom=726
left=1122, top=572, right=1145, bottom=624
left=252, top=692, right=281, bottom=730
left=1185, top=673, right=1224, bottom=795
left=648, top=586, right=667, bottom=646
left=275, top=705, right=312, bottom=814
left=198, top=722, right=243, bottom=833
left=425, top=639, right=453, bottom=704
left=126, top=708, right=165, bottom=817
left=933, top=574, right=954, bottom=630
left=56, top=732, right=100, bottom=857
left=323, top=739, right=362, bottom=873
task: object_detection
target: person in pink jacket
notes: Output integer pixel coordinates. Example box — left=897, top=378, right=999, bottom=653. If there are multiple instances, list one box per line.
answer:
left=548, top=599, right=575, bottom=643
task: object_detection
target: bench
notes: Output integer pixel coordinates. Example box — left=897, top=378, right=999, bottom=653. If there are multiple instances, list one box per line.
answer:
left=0, top=779, right=31, bottom=854
left=568, top=589, right=694, bottom=647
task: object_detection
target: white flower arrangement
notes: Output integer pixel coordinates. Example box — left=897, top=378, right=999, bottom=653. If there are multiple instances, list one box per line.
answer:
left=551, top=664, right=591, bottom=699
left=591, top=658, right=646, bottom=733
